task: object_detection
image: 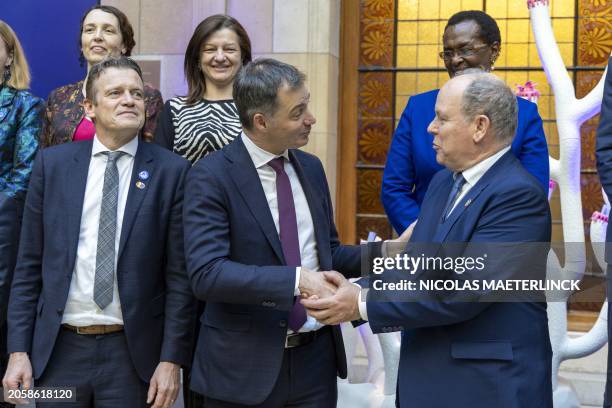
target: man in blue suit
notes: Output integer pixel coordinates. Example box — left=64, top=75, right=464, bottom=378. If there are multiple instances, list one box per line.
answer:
left=2, top=57, right=194, bottom=408
left=183, top=58, right=386, bottom=407
left=595, top=56, right=612, bottom=408
left=303, top=72, right=553, bottom=407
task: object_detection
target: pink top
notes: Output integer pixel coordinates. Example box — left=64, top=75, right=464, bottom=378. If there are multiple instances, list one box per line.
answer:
left=72, top=117, right=96, bottom=141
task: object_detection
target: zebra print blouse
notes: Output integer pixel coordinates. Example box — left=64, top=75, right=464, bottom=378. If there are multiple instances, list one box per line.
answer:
left=154, top=97, right=241, bottom=164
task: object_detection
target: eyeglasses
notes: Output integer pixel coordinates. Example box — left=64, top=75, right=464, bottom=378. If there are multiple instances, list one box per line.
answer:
left=439, top=44, right=490, bottom=61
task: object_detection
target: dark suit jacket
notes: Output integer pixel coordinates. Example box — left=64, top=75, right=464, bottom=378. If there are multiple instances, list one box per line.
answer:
left=368, top=151, right=553, bottom=408
left=7, top=139, right=195, bottom=383
left=381, top=89, right=549, bottom=234
left=596, top=58, right=612, bottom=260
left=184, top=137, right=381, bottom=405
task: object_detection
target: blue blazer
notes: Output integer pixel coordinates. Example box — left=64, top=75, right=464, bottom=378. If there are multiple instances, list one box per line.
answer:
left=184, top=137, right=381, bottom=405
left=368, top=151, right=553, bottom=408
left=596, top=58, right=612, bottom=260
left=382, top=89, right=550, bottom=234
left=7, top=140, right=196, bottom=382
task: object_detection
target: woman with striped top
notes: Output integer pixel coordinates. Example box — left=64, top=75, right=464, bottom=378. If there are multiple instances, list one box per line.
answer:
left=154, top=15, right=252, bottom=165
left=153, top=15, right=252, bottom=408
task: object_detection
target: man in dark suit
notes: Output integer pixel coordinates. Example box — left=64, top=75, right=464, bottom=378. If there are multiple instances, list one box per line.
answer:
left=2, top=57, right=194, bottom=408
left=304, top=72, right=553, bottom=407
left=183, top=58, right=388, bottom=407
left=595, top=56, right=612, bottom=408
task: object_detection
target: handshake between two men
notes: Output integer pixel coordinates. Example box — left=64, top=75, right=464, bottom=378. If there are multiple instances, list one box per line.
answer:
left=297, top=221, right=417, bottom=326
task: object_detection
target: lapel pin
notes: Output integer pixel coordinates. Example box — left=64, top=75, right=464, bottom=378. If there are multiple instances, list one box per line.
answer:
left=136, top=181, right=146, bottom=189
left=138, top=170, right=149, bottom=180
left=464, top=199, right=472, bottom=207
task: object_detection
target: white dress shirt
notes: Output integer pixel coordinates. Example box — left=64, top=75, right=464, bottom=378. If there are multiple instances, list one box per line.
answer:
left=62, top=135, right=138, bottom=326
left=358, top=146, right=512, bottom=320
left=241, top=133, right=323, bottom=332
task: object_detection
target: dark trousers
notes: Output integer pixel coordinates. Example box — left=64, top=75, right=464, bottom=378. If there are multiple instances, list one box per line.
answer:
left=605, top=265, right=612, bottom=408
left=36, top=328, right=148, bottom=408
left=0, top=195, right=23, bottom=379
left=204, top=327, right=337, bottom=408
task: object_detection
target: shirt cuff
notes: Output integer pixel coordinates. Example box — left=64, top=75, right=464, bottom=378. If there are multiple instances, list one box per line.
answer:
left=352, top=282, right=368, bottom=321
left=294, top=267, right=301, bottom=296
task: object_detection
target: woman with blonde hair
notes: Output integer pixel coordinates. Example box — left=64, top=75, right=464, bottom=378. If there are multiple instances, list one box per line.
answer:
left=0, top=20, right=42, bottom=404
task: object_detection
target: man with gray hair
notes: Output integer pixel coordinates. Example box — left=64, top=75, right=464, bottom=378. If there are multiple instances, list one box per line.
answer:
left=183, top=58, right=385, bottom=407
left=303, top=72, right=553, bottom=407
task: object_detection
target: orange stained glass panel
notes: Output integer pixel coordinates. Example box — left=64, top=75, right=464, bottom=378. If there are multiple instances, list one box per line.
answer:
left=397, top=22, right=418, bottom=44
left=507, top=19, right=530, bottom=44
left=486, top=1, right=507, bottom=19
left=417, top=44, right=441, bottom=67
left=553, top=18, right=576, bottom=43
left=396, top=72, right=418, bottom=95
left=396, top=45, right=418, bottom=67
left=415, top=72, right=439, bottom=93
left=528, top=43, right=543, bottom=66
left=440, top=0, right=462, bottom=19
left=559, top=43, right=575, bottom=66
left=507, top=0, right=530, bottom=18
left=537, top=95, right=551, bottom=120
left=418, top=21, right=440, bottom=44
left=397, top=0, right=418, bottom=20
left=505, top=71, right=529, bottom=88
left=461, top=0, right=483, bottom=11
left=553, top=0, right=576, bottom=17
left=506, top=43, right=529, bottom=66
left=418, top=0, right=440, bottom=19
left=395, top=95, right=410, bottom=118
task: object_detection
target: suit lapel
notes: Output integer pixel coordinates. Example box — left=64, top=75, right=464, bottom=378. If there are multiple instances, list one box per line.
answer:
left=117, top=141, right=154, bottom=258
left=289, top=150, right=330, bottom=268
left=226, top=139, right=286, bottom=264
left=433, top=182, right=488, bottom=242
left=433, top=151, right=515, bottom=242
left=66, top=141, right=93, bottom=273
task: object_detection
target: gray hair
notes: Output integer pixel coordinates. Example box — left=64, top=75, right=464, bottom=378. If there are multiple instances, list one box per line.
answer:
left=85, top=56, right=144, bottom=104
left=233, top=58, right=306, bottom=130
left=460, top=73, right=517, bottom=144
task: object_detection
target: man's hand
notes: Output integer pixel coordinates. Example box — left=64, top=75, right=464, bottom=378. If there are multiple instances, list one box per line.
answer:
left=147, top=361, right=180, bottom=408
left=298, top=268, right=338, bottom=299
left=384, top=220, right=417, bottom=258
left=301, top=271, right=361, bottom=325
left=2, top=352, right=33, bottom=405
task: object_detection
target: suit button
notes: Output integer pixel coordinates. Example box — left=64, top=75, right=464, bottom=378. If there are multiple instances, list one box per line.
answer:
left=279, top=320, right=287, bottom=328
left=56, top=309, right=63, bottom=315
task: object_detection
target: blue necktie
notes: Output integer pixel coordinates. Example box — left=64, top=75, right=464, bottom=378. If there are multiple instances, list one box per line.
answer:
left=441, top=173, right=465, bottom=222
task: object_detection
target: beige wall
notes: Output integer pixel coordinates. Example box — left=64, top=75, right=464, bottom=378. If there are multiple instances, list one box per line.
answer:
left=102, top=0, right=340, bottom=199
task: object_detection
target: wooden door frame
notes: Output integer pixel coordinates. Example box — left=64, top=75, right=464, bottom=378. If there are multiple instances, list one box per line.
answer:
left=336, top=0, right=360, bottom=244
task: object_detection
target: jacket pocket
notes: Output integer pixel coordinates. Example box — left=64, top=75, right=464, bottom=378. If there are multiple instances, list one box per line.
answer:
left=451, top=341, right=513, bottom=361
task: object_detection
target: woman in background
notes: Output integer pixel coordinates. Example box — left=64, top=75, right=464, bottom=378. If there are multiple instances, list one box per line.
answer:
left=40, top=5, right=162, bottom=147
left=154, top=15, right=251, bottom=408
left=154, top=14, right=251, bottom=164
left=381, top=10, right=549, bottom=235
left=0, top=21, right=41, bottom=404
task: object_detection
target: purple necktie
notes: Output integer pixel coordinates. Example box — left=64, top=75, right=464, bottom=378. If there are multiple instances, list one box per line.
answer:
left=268, top=157, right=307, bottom=331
